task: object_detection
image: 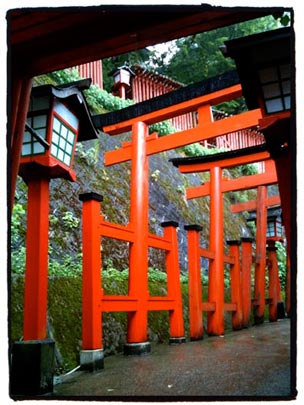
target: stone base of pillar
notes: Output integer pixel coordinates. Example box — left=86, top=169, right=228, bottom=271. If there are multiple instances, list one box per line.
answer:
left=124, top=342, right=151, bottom=356
left=10, top=339, right=55, bottom=396
left=277, top=301, right=286, bottom=319
left=80, top=349, right=104, bottom=371
left=169, top=337, right=187, bottom=344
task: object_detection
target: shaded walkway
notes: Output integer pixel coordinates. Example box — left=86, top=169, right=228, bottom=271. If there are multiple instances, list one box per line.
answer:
left=52, top=319, right=295, bottom=400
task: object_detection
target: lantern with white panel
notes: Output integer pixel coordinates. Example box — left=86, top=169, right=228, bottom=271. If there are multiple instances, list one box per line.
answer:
left=19, top=80, right=97, bottom=182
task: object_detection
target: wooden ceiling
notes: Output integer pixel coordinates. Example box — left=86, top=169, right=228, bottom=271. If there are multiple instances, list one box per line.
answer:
left=7, top=5, right=286, bottom=78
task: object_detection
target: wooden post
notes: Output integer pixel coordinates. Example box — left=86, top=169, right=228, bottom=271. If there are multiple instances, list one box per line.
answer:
left=127, top=121, right=150, bottom=346
left=23, top=178, right=50, bottom=340
left=227, top=240, right=243, bottom=330
left=162, top=222, right=185, bottom=342
left=254, top=185, right=267, bottom=324
left=184, top=225, right=204, bottom=340
left=208, top=166, right=225, bottom=336
left=79, top=192, right=104, bottom=370
left=10, top=77, right=33, bottom=208
left=241, top=237, right=253, bottom=328
left=79, top=193, right=103, bottom=350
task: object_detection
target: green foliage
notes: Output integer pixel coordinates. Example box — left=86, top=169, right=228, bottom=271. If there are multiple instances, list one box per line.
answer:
left=11, top=203, right=26, bottom=249
left=49, top=253, right=82, bottom=278
left=84, top=85, right=135, bottom=114
left=11, top=203, right=27, bottom=274
left=149, top=120, right=176, bottom=136
left=155, top=16, right=280, bottom=84
left=183, top=143, right=227, bottom=157
left=11, top=246, right=26, bottom=275
left=62, top=211, right=80, bottom=230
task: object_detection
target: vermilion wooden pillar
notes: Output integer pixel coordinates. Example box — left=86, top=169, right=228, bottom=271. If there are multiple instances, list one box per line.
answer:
left=241, top=237, right=253, bottom=328
left=79, top=193, right=103, bottom=350
left=162, top=222, right=185, bottom=341
left=79, top=192, right=104, bottom=370
left=184, top=225, right=204, bottom=340
left=23, top=178, right=50, bottom=341
left=10, top=77, right=33, bottom=209
left=127, top=121, right=149, bottom=345
left=227, top=241, right=242, bottom=330
left=254, top=185, right=267, bottom=324
left=208, top=166, right=224, bottom=336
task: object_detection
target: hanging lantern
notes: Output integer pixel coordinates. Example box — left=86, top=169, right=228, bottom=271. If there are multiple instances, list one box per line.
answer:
left=222, top=27, right=291, bottom=117
left=19, top=79, right=98, bottom=182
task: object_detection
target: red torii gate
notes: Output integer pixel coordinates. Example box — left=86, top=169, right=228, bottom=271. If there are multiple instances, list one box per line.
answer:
left=231, top=192, right=289, bottom=318
left=82, top=73, right=264, bottom=368
left=170, top=149, right=278, bottom=335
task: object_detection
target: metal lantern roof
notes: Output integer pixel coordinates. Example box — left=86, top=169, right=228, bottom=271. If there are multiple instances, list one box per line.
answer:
left=30, top=79, right=98, bottom=142
left=247, top=206, right=282, bottom=222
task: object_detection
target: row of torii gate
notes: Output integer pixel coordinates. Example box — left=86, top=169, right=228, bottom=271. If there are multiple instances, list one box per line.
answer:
left=78, top=80, right=289, bottom=369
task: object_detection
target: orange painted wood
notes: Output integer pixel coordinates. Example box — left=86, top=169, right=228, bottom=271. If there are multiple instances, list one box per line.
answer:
left=207, top=166, right=225, bottom=336
left=224, top=254, right=235, bottom=265
left=241, top=238, right=253, bottom=328
left=147, top=298, right=176, bottom=311
left=105, top=109, right=262, bottom=166
left=178, top=150, right=270, bottom=174
left=224, top=303, right=237, bottom=312
left=102, top=296, right=138, bottom=312
left=100, top=221, right=135, bottom=242
left=127, top=121, right=149, bottom=343
left=202, top=302, right=216, bottom=311
left=11, top=78, right=33, bottom=208
left=103, top=84, right=243, bottom=135
left=186, top=169, right=277, bottom=199
left=81, top=197, right=103, bottom=350
left=186, top=227, right=204, bottom=340
left=231, top=194, right=281, bottom=213
left=163, top=224, right=185, bottom=339
left=148, top=233, right=172, bottom=250
left=199, top=247, right=215, bottom=260
left=122, top=132, right=159, bottom=148
left=23, top=178, right=50, bottom=341
left=228, top=243, right=243, bottom=330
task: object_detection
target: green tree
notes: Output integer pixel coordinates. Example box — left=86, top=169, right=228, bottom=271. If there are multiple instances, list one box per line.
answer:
left=153, top=16, right=281, bottom=85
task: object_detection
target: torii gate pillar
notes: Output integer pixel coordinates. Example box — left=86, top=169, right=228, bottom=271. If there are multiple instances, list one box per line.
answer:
left=125, top=121, right=151, bottom=353
left=207, top=166, right=225, bottom=336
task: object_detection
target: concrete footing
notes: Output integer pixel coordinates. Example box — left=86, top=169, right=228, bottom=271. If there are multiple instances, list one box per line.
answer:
left=10, top=339, right=55, bottom=396
left=169, top=337, right=187, bottom=344
left=80, top=349, right=104, bottom=371
left=124, top=342, right=151, bottom=356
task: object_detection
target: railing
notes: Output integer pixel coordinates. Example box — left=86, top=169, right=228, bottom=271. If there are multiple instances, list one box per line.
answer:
left=184, top=225, right=253, bottom=340
left=79, top=192, right=185, bottom=359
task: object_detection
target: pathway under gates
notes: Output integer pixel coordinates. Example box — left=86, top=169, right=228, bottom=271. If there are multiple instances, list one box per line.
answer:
left=52, top=319, right=294, bottom=399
